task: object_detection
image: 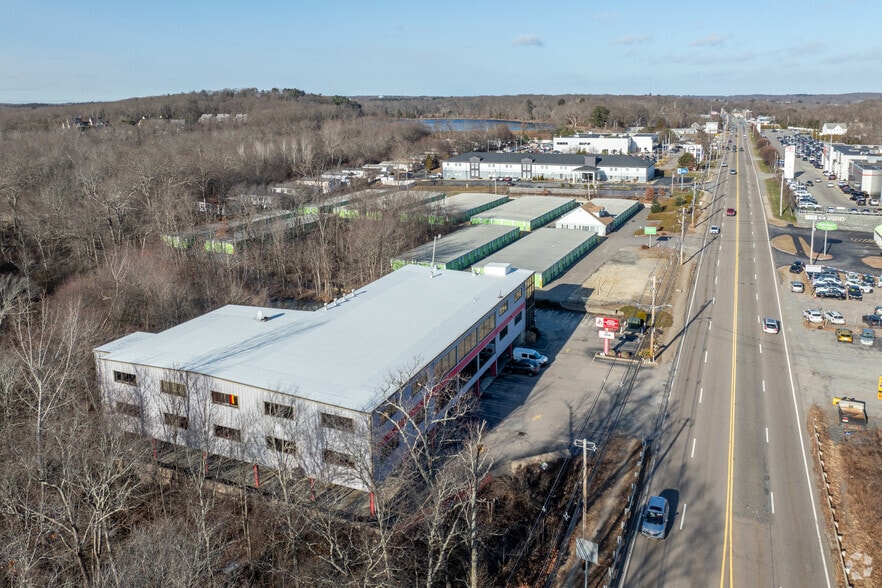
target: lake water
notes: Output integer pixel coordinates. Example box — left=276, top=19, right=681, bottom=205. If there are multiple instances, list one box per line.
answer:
left=416, top=118, right=556, bottom=132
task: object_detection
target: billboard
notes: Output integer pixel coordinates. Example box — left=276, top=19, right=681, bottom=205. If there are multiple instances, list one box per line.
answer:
left=784, top=145, right=796, bottom=180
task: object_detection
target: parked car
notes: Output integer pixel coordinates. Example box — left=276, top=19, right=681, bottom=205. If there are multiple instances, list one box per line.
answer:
left=790, top=281, right=805, bottom=293
left=860, top=328, right=875, bottom=346
left=803, top=309, right=823, bottom=323
left=503, top=359, right=540, bottom=376
left=789, top=262, right=804, bottom=274
left=863, top=315, right=881, bottom=329
left=641, top=495, right=670, bottom=539
left=847, top=286, right=863, bottom=300
left=823, top=310, right=846, bottom=325
left=836, top=328, right=854, bottom=343
left=815, top=288, right=846, bottom=300
left=762, top=318, right=780, bottom=334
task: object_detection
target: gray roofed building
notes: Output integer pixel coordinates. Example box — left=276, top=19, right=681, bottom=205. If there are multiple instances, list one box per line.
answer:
left=391, top=224, right=520, bottom=271
left=470, top=195, right=577, bottom=232
left=441, top=151, right=654, bottom=183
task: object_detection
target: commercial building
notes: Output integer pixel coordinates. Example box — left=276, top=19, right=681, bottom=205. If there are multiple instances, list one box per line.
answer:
left=95, top=263, right=536, bottom=492
left=442, top=152, right=655, bottom=183
left=848, top=160, right=882, bottom=197
left=426, top=193, right=510, bottom=225
left=552, top=133, right=657, bottom=155
left=554, top=198, right=641, bottom=236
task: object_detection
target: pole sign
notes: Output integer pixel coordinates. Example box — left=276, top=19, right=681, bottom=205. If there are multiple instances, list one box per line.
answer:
left=595, top=317, right=620, bottom=331
left=598, top=330, right=615, bottom=339
left=644, top=226, right=657, bottom=235
left=816, top=221, right=838, bottom=231
left=677, top=167, right=689, bottom=175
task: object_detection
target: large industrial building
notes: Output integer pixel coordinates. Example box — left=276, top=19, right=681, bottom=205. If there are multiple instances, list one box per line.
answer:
left=94, top=264, right=535, bottom=492
left=442, top=152, right=655, bottom=183
left=391, top=224, right=520, bottom=271
left=551, top=133, right=657, bottom=155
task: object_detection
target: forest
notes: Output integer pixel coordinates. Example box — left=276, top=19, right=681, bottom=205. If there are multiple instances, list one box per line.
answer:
left=1, top=89, right=881, bottom=586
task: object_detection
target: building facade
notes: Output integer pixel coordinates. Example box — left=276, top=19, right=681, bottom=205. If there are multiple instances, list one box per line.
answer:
left=95, top=264, right=535, bottom=492
left=442, top=152, right=654, bottom=183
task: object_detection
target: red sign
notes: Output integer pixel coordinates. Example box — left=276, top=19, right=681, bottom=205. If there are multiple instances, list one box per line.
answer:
left=595, top=317, right=620, bottom=331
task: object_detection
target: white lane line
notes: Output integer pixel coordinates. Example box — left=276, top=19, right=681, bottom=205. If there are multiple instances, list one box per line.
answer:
left=704, top=350, right=708, bottom=363
left=762, top=380, right=766, bottom=392
left=713, top=296, right=715, bottom=304
left=771, top=491, right=775, bottom=515
left=717, top=259, right=720, bottom=267
left=756, top=292, right=759, bottom=300
left=680, top=503, right=687, bottom=530
left=691, top=438, right=696, bottom=458
left=755, top=274, right=757, bottom=280
left=759, top=344, right=763, bottom=354
left=708, top=320, right=712, bottom=331
left=699, top=387, right=703, bottom=403
left=715, top=276, right=718, bottom=285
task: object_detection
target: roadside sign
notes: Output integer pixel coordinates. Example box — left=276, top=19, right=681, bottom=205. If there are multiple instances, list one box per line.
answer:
left=598, top=330, right=615, bottom=339
left=878, top=376, right=882, bottom=399
left=816, top=221, right=838, bottom=231
left=644, top=226, right=657, bottom=235
left=595, top=317, right=620, bottom=331
left=677, top=167, right=689, bottom=175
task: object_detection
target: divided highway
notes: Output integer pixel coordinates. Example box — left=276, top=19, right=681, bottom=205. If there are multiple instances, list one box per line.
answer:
left=623, top=123, right=834, bottom=587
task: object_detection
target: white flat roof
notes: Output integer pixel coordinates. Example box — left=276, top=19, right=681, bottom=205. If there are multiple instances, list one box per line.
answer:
left=470, top=196, right=574, bottom=224
left=95, top=264, right=532, bottom=412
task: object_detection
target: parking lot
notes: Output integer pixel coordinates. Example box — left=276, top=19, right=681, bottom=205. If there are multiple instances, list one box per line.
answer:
left=775, top=264, right=882, bottom=418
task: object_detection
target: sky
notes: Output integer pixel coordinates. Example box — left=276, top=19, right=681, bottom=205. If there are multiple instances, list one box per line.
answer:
left=2, top=0, right=880, bottom=104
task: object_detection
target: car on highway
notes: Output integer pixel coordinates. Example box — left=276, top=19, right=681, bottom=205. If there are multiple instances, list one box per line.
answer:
left=726, top=208, right=736, bottom=216
left=641, top=495, right=669, bottom=539
left=803, top=309, right=824, bottom=323
left=503, top=359, right=540, bottom=376
left=730, top=169, right=737, bottom=175
left=823, top=310, right=846, bottom=325
left=762, top=318, right=780, bottom=334
left=836, top=329, right=854, bottom=343
left=791, top=281, right=805, bottom=293
left=709, top=225, right=720, bottom=234
left=721, top=162, right=728, bottom=167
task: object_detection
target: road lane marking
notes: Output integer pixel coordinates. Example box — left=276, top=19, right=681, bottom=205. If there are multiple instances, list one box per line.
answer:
left=762, top=380, right=766, bottom=392
left=680, top=503, right=688, bottom=530
left=771, top=491, right=775, bottom=515
left=717, top=259, right=720, bottom=267
left=691, top=438, right=696, bottom=458
left=715, top=276, right=718, bottom=285
left=700, top=387, right=704, bottom=403
left=704, top=350, right=708, bottom=363
left=756, top=292, right=759, bottom=300
left=709, top=320, right=712, bottom=331
left=759, top=344, right=762, bottom=354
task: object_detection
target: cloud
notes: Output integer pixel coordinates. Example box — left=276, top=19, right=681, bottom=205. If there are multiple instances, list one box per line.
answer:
left=613, top=34, right=653, bottom=45
left=513, top=34, right=544, bottom=47
left=690, top=34, right=730, bottom=47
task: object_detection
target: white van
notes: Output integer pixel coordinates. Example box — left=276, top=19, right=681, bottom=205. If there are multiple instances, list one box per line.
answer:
left=513, top=347, right=548, bottom=366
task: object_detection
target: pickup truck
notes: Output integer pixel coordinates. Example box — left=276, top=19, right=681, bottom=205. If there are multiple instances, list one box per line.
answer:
left=837, top=398, right=868, bottom=429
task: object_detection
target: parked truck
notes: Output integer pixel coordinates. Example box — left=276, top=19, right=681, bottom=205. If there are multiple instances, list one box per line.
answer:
left=836, top=398, right=868, bottom=429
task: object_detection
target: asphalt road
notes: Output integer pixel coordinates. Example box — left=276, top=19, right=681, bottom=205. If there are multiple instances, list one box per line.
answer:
left=623, top=122, right=834, bottom=586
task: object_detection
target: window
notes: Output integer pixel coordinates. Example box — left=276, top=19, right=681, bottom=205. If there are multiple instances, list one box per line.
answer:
left=500, top=325, right=509, bottom=340
left=163, top=412, right=188, bottom=430
left=264, top=401, right=294, bottom=419
left=266, top=436, right=296, bottom=455
left=321, top=413, right=354, bottom=432
left=115, top=401, right=141, bottom=418
left=478, top=315, right=496, bottom=341
left=214, top=424, right=242, bottom=442
left=323, top=449, right=355, bottom=468
left=113, top=371, right=137, bottom=385
left=514, top=287, right=523, bottom=302
left=435, top=348, right=457, bottom=378
left=211, top=391, right=239, bottom=408
left=514, top=312, right=523, bottom=325
left=160, top=380, right=187, bottom=397
left=498, top=300, right=509, bottom=316
left=379, top=402, right=398, bottom=423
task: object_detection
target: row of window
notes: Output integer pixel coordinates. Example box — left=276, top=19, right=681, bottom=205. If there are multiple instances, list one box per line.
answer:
left=113, top=399, right=350, bottom=431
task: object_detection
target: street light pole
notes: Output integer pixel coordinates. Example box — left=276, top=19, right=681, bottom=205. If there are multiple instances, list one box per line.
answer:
left=574, top=439, right=597, bottom=588
left=650, top=275, right=657, bottom=362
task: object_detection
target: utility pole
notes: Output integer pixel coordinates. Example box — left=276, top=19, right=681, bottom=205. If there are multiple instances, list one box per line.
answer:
left=650, top=275, right=657, bottom=363
left=574, top=439, right=597, bottom=588
left=679, top=208, right=685, bottom=265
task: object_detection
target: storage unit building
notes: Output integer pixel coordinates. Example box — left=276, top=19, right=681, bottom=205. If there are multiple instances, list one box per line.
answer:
left=391, top=224, right=520, bottom=271
left=470, top=195, right=577, bottom=232
left=427, top=193, right=510, bottom=225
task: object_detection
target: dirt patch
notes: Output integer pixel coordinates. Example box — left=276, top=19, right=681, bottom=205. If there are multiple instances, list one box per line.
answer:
left=574, top=246, right=673, bottom=314
left=809, top=405, right=882, bottom=585
left=862, top=256, right=882, bottom=270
